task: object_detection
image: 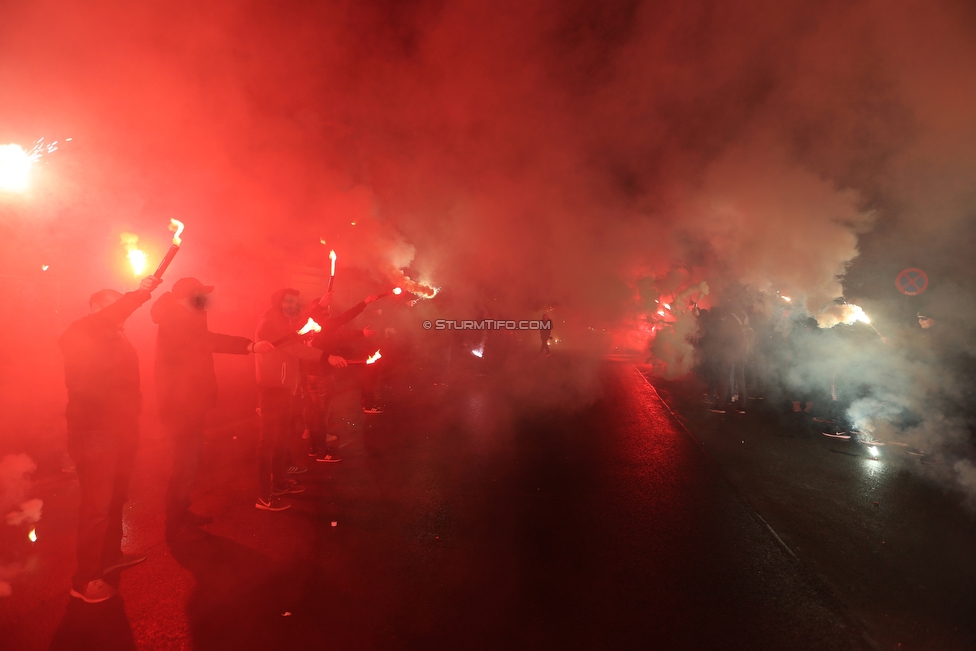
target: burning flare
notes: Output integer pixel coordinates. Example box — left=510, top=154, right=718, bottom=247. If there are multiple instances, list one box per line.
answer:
left=0, top=138, right=59, bottom=193
left=120, top=233, right=147, bottom=276
left=393, top=287, right=402, bottom=295
left=28, top=528, right=36, bottom=543
left=297, top=317, right=322, bottom=335
left=816, top=303, right=871, bottom=328
left=329, top=250, right=337, bottom=276
left=170, top=219, right=185, bottom=246
left=366, top=349, right=382, bottom=364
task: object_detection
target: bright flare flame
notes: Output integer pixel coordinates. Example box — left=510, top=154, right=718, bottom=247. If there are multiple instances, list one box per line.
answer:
left=28, top=528, right=37, bottom=542
left=297, top=317, right=322, bottom=335
left=393, top=287, right=402, bottom=295
left=329, top=250, right=337, bottom=276
left=41, top=264, right=49, bottom=271
left=128, top=249, right=147, bottom=276
left=868, top=446, right=880, bottom=458
left=0, top=144, right=34, bottom=192
left=781, top=296, right=792, bottom=303
left=120, top=233, right=146, bottom=276
left=366, top=349, right=382, bottom=364
left=472, top=344, right=484, bottom=358
left=170, top=219, right=185, bottom=246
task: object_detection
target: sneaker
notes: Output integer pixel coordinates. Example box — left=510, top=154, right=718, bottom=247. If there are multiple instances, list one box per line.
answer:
left=316, top=454, right=342, bottom=463
left=734, top=408, right=746, bottom=415
left=326, top=434, right=338, bottom=443
left=707, top=407, right=727, bottom=414
left=255, top=496, right=291, bottom=511
left=907, top=448, right=926, bottom=456
left=823, top=431, right=852, bottom=439
left=812, top=417, right=835, bottom=424
left=362, top=406, right=384, bottom=414
left=272, top=483, right=306, bottom=496
left=860, top=438, right=885, bottom=447
left=70, top=579, right=117, bottom=604
left=287, top=466, right=308, bottom=474
left=102, top=552, right=147, bottom=574
left=184, top=511, right=213, bottom=526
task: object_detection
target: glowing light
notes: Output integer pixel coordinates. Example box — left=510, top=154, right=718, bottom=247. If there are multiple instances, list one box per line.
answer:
left=28, top=528, right=36, bottom=542
left=0, top=138, right=61, bottom=193
left=329, top=250, right=337, bottom=276
left=297, top=317, right=322, bottom=335
left=393, top=287, right=402, bottom=295
left=472, top=344, right=484, bottom=358
left=128, top=249, right=147, bottom=276
left=41, top=264, right=49, bottom=271
left=782, top=296, right=792, bottom=302
left=120, top=232, right=146, bottom=276
left=366, top=349, right=382, bottom=364
left=0, top=144, right=33, bottom=192
left=320, top=238, right=327, bottom=245
left=868, top=446, right=880, bottom=458
left=169, top=219, right=185, bottom=246
left=662, top=303, right=671, bottom=310
left=657, top=310, right=665, bottom=316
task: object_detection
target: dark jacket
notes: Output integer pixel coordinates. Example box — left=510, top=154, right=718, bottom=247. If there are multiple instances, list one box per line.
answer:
left=151, top=292, right=252, bottom=419
left=255, top=291, right=323, bottom=393
left=305, top=301, right=369, bottom=375
left=59, top=290, right=151, bottom=431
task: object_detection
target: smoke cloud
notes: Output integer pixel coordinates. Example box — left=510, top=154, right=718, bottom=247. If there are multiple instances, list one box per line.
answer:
left=2, top=2, right=976, bottom=496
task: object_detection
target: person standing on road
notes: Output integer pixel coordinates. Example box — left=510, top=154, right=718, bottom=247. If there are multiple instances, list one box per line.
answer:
left=539, top=313, right=552, bottom=356
left=304, top=291, right=378, bottom=462
left=151, top=277, right=274, bottom=539
left=58, top=275, right=161, bottom=603
left=254, top=289, right=325, bottom=511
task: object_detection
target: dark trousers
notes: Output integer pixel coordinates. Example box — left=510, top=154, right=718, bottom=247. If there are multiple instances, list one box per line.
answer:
left=718, top=358, right=746, bottom=408
left=258, top=387, right=296, bottom=500
left=164, top=408, right=207, bottom=527
left=307, top=374, right=336, bottom=454
left=67, top=425, right=138, bottom=589
left=360, top=365, right=380, bottom=408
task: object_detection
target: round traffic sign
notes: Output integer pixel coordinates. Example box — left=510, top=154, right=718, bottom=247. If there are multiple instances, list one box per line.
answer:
left=896, top=268, right=928, bottom=296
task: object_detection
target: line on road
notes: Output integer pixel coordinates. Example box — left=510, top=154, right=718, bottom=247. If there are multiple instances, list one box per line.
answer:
left=632, top=365, right=799, bottom=562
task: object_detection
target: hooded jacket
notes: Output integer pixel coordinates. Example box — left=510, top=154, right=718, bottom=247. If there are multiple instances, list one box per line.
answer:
left=255, top=289, right=323, bottom=393
left=151, top=291, right=252, bottom=419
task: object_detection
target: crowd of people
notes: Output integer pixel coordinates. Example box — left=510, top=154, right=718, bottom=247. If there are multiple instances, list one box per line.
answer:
left=690, top=294, right=970, bottom=454
left=58, top=274, right=381, bottom=603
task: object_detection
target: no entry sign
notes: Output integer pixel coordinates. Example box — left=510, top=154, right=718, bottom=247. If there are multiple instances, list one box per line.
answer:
left=895, top=268, right=928, bottom=296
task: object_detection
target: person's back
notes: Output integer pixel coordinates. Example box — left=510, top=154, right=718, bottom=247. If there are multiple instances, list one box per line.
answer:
left=59, top=292, right=146, bottom=430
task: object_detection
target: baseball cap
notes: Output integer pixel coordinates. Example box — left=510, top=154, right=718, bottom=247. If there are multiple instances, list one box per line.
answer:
left=172, top=277, right=214, bottom=299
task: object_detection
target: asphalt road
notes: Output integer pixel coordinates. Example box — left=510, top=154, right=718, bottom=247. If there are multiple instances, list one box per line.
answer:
left=2, top=358, right=872, bottom=650
left=645, top=371, right=976, bottom=651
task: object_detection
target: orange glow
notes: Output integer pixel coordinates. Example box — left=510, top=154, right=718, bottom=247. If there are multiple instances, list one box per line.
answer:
left=28, top=528, right=36, bottom=542
left=329, top=250, right=337, bottom=276
left=128, top=249, right=147, bottom=276
left=120, top=232, right=146, bottom=276
left=169, top=219, right=185, bottom=246
left=393, top=287, right=402, bottom=295
left=366, top=349, right=382, bottom=364
left=297, top=317, right=322, bottom=335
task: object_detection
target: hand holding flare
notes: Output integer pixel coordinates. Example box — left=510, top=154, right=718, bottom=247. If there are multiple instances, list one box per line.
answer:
left=270, top=317, right=322, bottom=347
